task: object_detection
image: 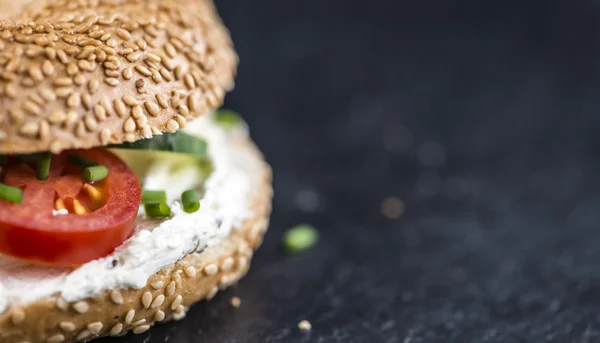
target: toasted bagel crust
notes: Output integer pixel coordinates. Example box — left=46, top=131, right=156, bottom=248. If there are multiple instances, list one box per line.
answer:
left=0, top=0, right=237, bottom=154
left=0, top=135, right=272, bottom=343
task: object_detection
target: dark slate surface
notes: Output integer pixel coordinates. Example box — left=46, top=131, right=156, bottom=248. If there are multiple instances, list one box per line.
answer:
left=102, top=0, right=600, bottom=342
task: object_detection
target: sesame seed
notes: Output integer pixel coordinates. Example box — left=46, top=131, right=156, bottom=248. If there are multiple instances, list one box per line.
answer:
left=67, top=92, right=81, bottom=108
left=144, top=101, right=160, bottom=116
left=9, top=108, right=24, bottom=122
left=132, top=319, right=146, bottom=327
left=66, top=62, right=78, bottom=75
left=165, top=119, right=179, bottom=132
left=166, top=281, right=176, bottom=297
left=59, top=321, right=76, bottom=332
left=40, top=121, right=50, bottom=140
left=151, top=126, right=161, bottom=135
left=203, top=264, right=218, bottom=276
left=88, top=79, right=100, bottom=93
left=76, top=21, right=93, bottom=33
left=151, top=280, right=164, bottom=289
left=72, top=301, right=89, bottom=314
left=110, top=323, right=123, bottom=337
left=136, top=115, right=148, bottom=128
left=47, top=334, right=65, bottom=343
left=123, top=67, right=133, bottom=80
left=56, top=297, right=69, bottom=311
left=159, top=68, right=173, bottom=81
left=57, top=50, right=69, bottom=64
left=123, top=94, right=137, bottom=106
left=188, top=93, right=200, bottom=112
left=103, top=61, right=118, bottom=70
left=110, top=290, right=124, bottom=304
left=221, top=257, right=234, bottom=271
left=99, top=33, right=111, bottom=41
left=100, top=128, right=112, bottom=144
left=94, top=104, right=107, bottom=121
left=151, top=294, right=165, bottom=309
left=40, top=88, right=57, bottom=102
left=73, top=73, right=85, bottom=86
left=54, top=77, right=72, bottom=87
left=170, top=295, right=183, bottom=310
left=173, top=310, right=186, bottom=321
left=23, top=101, right=42, bottom=116
left=5, top=83, right=16, bottom=98
left=11, top=307, right=25, bottom=325
left=164, top=43, right=176, bottom=58
left=66, top=110, right=78, bottom=126
left=126, top=51, right=141, bottom=62
left=54, top=87, right=72, bottom=98
left=147, top=52, right=161, bottom=63
left=230, top=296, right=241, bottom=308
left=114, top=98, right=127, bottom=117
left=106, top=37, right=118, bottom=48
left=125, top=309, right=135, bottom=325
left=96, top=50, right=107, bottom=62
left=184, top=266, right=197, bottom=278
left=207, top=286, right=219, bottom=300
left=119, top=48, right=134, bottom=56
left=42, top=60, right=54, bottom=76
left=142, top=291, right=153, bottom=309
left=104, top=77, right=120, bottom=87
left=298, top=320, right=312, bottom=332
left=116, top=28, right=131, bottom=40
left=50, top=140, right=62, bottom=154
left=135, top=64, right=152, bottom=76
left=19, top=122, right=39, bottom=137
left=150, top=68, right=162, bottom=83
left=124, top=118, right=136, bottom=132
left=76, top=330, right=91, bottom=341
left=75, top=122, right=86, bottom=137
left=174, top=65, right=185, bottom=80
left=184, top=73, right=196, bottom=88
left=178, top=105, right=190, bottom=117
left=154, top=310, right=166, bottom=322
left=156, top=93, right=169, bottom=108
left=82, top=93, right=93, bottom=110
left=238, top=256, right=249, bottom=269
left=133, top=325, right=151, bottom=334
left=87, top=322, right=103, bottom=334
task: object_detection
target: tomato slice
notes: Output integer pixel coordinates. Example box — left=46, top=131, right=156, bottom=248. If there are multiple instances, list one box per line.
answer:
left=0, top=149, right=141, bottom=266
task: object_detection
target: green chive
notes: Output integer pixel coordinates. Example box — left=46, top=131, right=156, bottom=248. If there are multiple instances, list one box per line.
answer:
left=35, top=153, right=52, bottom=180
left=109, top=132, right=209, bottom=161
left=282, top=224, right=319, bottom=254
left=214, top=109, right=243, bottom=128
left=83, top=165, right=109, bottom=182
left=0, top=183, right=23, bottom=204
left=144, top=203, right=171, bottom=218
left=181, top=189, right=200, bottom=213
left=142, top=189, right=167, bottom=204
left=68, top=154, right=98, bottom=168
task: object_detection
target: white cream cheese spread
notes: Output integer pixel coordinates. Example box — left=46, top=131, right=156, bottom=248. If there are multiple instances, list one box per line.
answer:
left=0, top=114, right=261, bottom=313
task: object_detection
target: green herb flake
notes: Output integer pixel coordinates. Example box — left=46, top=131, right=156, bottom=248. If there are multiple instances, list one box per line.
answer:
left=282, top=224, right=319, bottom=254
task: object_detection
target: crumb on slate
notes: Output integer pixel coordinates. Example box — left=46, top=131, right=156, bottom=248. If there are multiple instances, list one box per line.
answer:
left=298, top=320, right=312, bottom=332
left=381, top=196, right=404, bottom=219
left=230, top=296, right=241, bottom=308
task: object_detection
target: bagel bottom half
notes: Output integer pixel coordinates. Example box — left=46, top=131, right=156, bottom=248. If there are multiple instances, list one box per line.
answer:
left=0, top=132, right=273, bottom=343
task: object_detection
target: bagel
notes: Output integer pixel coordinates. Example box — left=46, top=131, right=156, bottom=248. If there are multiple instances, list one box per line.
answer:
left=0, top=1, right=272, bottom=342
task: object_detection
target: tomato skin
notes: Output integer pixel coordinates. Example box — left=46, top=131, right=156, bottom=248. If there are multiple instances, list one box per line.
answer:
left=0, top=149, right=141, bottom=266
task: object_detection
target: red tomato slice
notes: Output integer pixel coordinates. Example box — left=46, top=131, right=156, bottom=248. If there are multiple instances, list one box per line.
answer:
left=0, top=149, right=141, bottom=266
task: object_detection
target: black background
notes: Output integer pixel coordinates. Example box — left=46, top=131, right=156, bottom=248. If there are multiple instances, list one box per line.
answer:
left=103, top=0, right=600, bottom=342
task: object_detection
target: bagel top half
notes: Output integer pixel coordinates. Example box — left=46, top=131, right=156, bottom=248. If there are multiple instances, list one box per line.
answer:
left=0, top=0, right=237, bottom=154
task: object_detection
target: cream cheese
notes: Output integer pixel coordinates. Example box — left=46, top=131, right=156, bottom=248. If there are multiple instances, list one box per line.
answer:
left=0, top=114, right=261, bottom=313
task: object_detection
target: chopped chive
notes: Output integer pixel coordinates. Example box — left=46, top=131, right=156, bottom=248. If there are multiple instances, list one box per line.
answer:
left=68, top=154, right=98, bottom=168
left=35, top=153, right=52, bottom=180
left=142, top=189, right=167, bottom=204
left=109, top=131, right=208, bottom=161
left=282, top=224, right=319, bottom=254
left=214, top=109, right=243, bottom=128
left=83, top=165, right=108, bottom=183
left=0, top=183, right=23, bottom=204
left=181, top=189, right=200, bottom=213
left=144, top=203, right=171, bottom=218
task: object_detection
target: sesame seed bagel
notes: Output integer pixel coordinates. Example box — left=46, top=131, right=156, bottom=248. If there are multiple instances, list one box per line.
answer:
left=0, top=0, right=237, bottom=154
left=0, top=133, right=272, bottom=343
